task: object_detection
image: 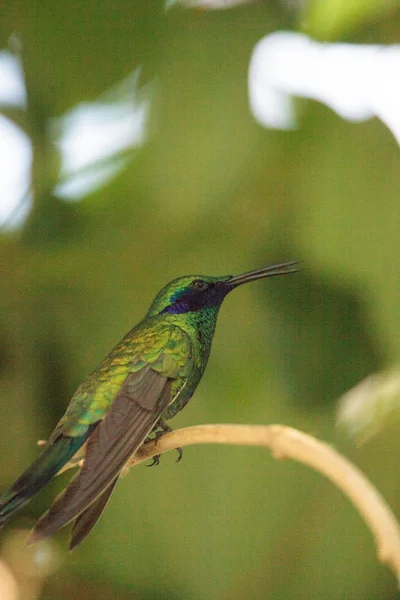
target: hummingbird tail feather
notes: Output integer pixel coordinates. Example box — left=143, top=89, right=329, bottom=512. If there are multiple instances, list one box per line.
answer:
left=0, top=432, right=92, bottom=527
left=69, top=477, right=118, bottom=551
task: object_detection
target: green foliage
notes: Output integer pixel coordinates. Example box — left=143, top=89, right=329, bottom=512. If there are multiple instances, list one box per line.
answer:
left=1, top=2, right=400, bottom=600
left=303, top=0, right=399, bottom=39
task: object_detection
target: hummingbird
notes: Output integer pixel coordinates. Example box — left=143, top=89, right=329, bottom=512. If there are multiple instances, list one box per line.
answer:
left=0, top=261, right=299, bottom=550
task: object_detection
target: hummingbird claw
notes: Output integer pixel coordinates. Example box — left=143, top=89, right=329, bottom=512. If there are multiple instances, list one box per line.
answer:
left=145, top=446, right=182, bottom=465
left=147, top=454, right=161, bottom=467
left=151, top=420, right=183, bottom=463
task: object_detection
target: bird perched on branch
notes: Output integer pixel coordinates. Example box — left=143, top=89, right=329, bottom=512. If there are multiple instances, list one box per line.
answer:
left=0, top=261, right=299, bottom=549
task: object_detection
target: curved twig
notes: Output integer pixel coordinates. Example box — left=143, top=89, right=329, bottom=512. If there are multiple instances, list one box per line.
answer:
left=40, top=422, right=400, bottom=583
left=124, top=423, right=400, bottom=584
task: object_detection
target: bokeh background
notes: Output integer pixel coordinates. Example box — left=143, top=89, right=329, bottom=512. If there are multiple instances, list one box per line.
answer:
left=1, top=1, right=400, bottom=598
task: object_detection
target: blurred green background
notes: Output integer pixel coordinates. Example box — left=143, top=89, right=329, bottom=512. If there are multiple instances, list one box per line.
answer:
left=1, top=1, right=400, bottom=599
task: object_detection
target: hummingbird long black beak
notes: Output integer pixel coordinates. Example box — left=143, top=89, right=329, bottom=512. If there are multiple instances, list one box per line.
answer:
left=225, top=261, right=300, bottom=288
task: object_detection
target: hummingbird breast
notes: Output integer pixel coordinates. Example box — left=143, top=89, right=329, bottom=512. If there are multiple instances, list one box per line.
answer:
left=159, top=309, right=218, bottom=420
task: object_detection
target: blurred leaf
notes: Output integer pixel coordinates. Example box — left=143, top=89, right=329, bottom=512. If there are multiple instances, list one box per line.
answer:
left=262, top=267, right=386, bottom=408
left=303, top=0, right=399, bottom=39
left=337, top=368, right=400, bottom=442
left=21, top=195, right=85, bottom=246
left=3, top=1, right=163, bottom=113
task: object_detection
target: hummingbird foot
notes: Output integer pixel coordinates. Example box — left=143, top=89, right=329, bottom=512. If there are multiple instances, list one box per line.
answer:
left=145, top=420, right=183, bottom=466
left=147, top=454, right=161, bottom=467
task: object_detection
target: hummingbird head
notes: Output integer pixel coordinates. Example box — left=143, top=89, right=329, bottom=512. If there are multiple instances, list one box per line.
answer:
left=146, top=261, right=299, bottom=317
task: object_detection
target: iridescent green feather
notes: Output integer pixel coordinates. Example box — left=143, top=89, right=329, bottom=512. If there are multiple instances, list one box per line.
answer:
left=58, top=321, right=193, bottom=437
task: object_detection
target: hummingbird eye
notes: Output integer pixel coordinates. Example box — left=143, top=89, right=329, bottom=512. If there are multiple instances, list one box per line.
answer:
left=191, top=279, right=207, bottom=290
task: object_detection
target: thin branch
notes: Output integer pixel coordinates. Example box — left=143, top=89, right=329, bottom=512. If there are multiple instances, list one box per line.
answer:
left=39, top=422, right=400, bottom=584
left=125, top=423, right=400, bottom=584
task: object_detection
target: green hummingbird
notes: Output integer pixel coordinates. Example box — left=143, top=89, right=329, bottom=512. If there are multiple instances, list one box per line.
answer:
left=0, top=261, right=298, bottom=549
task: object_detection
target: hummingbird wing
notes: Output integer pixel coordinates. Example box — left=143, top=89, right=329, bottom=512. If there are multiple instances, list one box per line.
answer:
left=29, top=325, right=191, bottom=545
left=28, top=366, right=174, bottom=544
